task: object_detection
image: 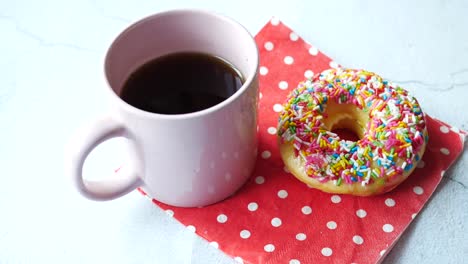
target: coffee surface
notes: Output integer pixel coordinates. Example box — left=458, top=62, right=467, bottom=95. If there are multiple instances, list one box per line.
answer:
left=120, top=52, right=244, bottom=114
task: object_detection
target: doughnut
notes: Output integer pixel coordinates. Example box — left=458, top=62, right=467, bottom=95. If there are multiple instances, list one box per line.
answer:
left=277, top=68, right=428, bottom=196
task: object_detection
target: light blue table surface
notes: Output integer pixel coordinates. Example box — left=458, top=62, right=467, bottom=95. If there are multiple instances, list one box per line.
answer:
left=1, top=0, right=467, bottom=263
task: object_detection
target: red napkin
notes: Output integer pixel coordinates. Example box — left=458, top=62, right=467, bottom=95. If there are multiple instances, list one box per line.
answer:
left=140, top=18, right=466, bottom=264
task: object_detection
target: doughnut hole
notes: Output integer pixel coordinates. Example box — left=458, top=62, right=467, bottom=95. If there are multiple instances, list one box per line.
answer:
left=322, top=102, right=370, bottom=142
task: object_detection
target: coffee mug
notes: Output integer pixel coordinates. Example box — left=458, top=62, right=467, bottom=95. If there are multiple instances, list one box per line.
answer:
left=66, top=10, right=259, bottom=207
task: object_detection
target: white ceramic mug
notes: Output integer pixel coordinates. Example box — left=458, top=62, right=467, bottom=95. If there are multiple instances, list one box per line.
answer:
left=66, top=10, right=259, bottom=207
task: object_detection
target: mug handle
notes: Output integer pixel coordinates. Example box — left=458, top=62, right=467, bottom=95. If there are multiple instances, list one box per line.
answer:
left=65, top=115, right=143, bottom=200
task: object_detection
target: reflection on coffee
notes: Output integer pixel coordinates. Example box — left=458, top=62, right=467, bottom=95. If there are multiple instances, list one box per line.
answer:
left=120, top=52, right=244, bottom=114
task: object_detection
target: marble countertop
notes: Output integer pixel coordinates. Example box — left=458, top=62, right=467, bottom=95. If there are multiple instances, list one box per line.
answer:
left=1, top=0, right=466, bottom=263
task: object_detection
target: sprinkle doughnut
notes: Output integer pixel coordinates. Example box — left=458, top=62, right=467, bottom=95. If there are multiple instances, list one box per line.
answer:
left=277, top=68, right=428, bottom=196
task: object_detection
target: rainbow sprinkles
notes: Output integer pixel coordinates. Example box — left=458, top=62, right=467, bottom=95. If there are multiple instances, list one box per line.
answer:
left=278, top=68, right=428, bottom=187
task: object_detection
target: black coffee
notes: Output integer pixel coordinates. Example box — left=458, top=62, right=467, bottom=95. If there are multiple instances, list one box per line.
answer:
left=120, top=52, right=244, bottom=114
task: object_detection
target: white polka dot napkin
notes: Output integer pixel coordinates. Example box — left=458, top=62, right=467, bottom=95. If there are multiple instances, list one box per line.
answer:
left=141, top=18, right=467, bottom=264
